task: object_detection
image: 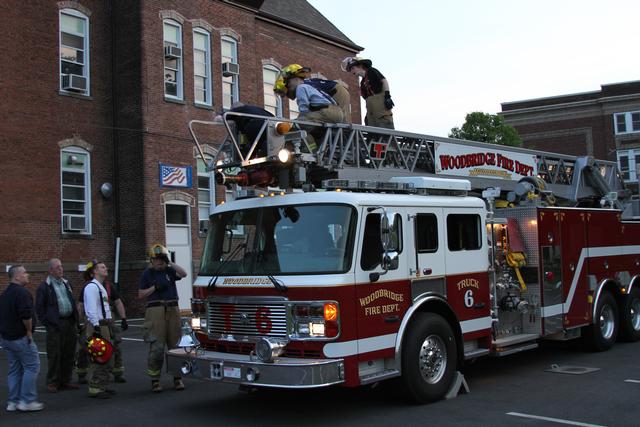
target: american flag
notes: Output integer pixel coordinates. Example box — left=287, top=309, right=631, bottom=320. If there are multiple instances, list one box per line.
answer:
left=159, top=164, right=192, bottom=188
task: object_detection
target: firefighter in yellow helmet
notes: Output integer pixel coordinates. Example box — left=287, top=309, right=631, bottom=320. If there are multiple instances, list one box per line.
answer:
left=138, top=244, right=188, bottom=392
left=341, top=56, right=394, bottom=129
left=277, top=64, right=344, bottom=151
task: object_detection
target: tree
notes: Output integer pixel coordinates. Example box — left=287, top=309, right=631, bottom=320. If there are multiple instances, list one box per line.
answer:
left=449, top=112, right=522, bottom=147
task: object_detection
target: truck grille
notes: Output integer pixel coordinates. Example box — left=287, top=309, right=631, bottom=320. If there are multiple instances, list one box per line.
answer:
left=207, top=298, right=288, bottom=338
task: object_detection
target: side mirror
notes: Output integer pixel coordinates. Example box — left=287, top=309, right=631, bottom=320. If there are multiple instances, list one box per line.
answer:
left=381, top=251, right=399, bottom=271
left=380, top=212, right=398, bottom=251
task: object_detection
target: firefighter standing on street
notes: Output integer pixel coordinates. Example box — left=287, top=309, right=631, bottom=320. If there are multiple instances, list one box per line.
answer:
left=138, top=244, right=187, bottom=392
left=76, top=261, right=128, bottom=384
left=341, top=57, right=395, bottom=129
left=83, top=260, right=117, bottom=399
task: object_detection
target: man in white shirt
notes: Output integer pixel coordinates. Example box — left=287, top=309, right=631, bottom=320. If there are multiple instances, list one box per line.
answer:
left=82, top=261, right=115, bottom=399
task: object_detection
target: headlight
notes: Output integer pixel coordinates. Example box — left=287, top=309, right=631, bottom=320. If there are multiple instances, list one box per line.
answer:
left=289, top=301, right=340, bottom=339
left=191, top=317, right=207, bottom=330
left=278, top=148, right=291, bottom=163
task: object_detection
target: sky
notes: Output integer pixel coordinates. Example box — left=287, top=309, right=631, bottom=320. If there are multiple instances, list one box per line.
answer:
left=308, top=0, right=640, bottom=136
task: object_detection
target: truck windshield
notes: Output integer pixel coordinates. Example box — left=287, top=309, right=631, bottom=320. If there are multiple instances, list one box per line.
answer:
left=200, top=204, right=357, bottom=275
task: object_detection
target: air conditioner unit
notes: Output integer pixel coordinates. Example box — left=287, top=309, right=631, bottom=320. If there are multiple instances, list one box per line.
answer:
left=164, top=45, right=182, bottom=59
left=61, top=74, right=87, bottom=92
left=63, top=215, right=86, bottom=232
left=222, top=62, right=239, bottom=77
left=199, top=219, right=209, bottom=234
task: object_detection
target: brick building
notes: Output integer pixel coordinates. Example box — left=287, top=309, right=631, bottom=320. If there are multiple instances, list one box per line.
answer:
left=0, top=0, right=362, bottom=314
left=500, top=81, right=640, bottom=193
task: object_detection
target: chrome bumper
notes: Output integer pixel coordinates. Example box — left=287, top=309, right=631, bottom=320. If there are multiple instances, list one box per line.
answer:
left=166, top=348, right=345, bottom=389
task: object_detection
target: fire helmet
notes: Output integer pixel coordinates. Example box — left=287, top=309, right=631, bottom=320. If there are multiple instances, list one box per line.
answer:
left=149, top=243, right=170, bottom=262
left=281, top=64, right=311, bottom=80
left=273, top=75, right=287, bottom=96
left=87, top=336, right=114, bottom=364
left=340, top=56, right=372, bottom=72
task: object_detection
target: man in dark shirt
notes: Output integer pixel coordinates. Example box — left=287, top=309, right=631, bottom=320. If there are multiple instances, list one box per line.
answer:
left=216, top=102, right=274, bottom=158
left=341, top=57, right=395, bottom=129
left=0, top=265, right=44, bottom=412
left=138, top=244, right=188, bottom=393
left=36, top=258, right=79, bottom=393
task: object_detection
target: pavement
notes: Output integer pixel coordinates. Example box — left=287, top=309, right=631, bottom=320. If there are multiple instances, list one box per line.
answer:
left=1, top=320, right=640, bottom=426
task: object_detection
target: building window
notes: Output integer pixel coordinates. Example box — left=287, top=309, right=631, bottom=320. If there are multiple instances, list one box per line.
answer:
left=262, top=65, right=282, bottom=116
left=197, top=158, right=214, bottom=233
left=61, top=147, right=91, bottom=234
left=617, top=149, right=640, bottom=182
left=221, top=36, right=239, bottom=109
left=193, top=29, right=212, bottom=106
left=163, top=20, right=183, bottom=99
left=447, top=214, right=481, bottom=251
left=59, top=9, right=89, bottom=95
left=289, top=99, right=299, bottom=119
left=614, top=111, right=640, bottom=135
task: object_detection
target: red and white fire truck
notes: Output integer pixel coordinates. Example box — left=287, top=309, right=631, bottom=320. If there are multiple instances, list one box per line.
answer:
left=167, top=114, right=640, bottom=402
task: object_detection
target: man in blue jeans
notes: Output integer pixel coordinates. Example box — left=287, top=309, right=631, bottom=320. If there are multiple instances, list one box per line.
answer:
left=0, top=265, right=44, bottom=412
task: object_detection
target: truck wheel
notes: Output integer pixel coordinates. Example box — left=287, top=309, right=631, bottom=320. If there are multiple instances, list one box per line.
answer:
left=585, top=291, right=618, bottom=351
left=620, top=287, right=640, bottom=342
left=401, top=313, right=457, bottom=403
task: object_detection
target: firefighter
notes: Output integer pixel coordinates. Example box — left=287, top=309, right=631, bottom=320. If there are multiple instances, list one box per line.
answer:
left=341, top=57, right=394, bottom=129
left=83, top=260, right=116, bottom=399
left=138, top=244, right=188, bottom=393
left=274, top=72, right=351, bottom=123
left=215, top=102, right=274, bottom=158
left=76, top=261, right=128, bottom=384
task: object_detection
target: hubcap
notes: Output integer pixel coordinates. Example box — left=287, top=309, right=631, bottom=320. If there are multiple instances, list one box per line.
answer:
left=418, top=334, right=447, bottom=384
left=631, top=299, right=640, bottom=331
left=599, top=304, right=615, bottom=340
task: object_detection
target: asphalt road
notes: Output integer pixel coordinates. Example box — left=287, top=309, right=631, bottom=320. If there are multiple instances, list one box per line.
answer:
left=1, top=320, right=640, bottom=426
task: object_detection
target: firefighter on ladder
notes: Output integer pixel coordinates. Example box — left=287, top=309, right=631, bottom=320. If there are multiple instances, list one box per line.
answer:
left=138, top=244, right=188, bottom=393
left=341, top=57, right=395, bottom=129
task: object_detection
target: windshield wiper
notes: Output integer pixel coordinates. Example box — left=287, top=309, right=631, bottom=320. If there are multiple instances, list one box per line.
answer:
left=266, top=275, right=287, bottom=292
left=207, top=242, right=247, bottom=290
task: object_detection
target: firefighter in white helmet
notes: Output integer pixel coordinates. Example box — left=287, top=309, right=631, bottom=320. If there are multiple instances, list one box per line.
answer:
left=341, top=57, right=394, bottom=129
left=138, top=244, right=188, bottom=393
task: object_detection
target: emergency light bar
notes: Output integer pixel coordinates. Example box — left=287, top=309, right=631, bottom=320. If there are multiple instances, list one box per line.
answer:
left=323, top=176, right=470, bottom=196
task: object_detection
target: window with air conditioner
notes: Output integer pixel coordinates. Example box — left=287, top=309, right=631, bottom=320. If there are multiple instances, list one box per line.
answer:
left=163, top=20, right=183, bottom=100
left=59, top=9, right=89, bottom=95
left=61, top=147, right=91, bottom=234
left=262, top=65, right=282, bottom=117
left=221, top=36, right=239, bottom=109
left=193, top=29, right=212, bottom=106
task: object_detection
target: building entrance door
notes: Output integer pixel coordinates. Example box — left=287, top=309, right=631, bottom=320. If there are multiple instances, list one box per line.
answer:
left=165, top=202, right=193, bottom=311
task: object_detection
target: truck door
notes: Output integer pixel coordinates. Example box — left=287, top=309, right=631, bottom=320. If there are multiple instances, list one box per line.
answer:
left=355, top=207, right=411, bottom=357
left=560, top=210, right=589, bottom=328
left=411, top=209, right=446, bottom=299
left=538, top=208, right=564, bottom=335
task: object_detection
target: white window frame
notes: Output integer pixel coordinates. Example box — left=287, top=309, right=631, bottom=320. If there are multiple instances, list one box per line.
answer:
left=617, top=149, right=640, bottom=182
left=193, top=28, right=212, bottom=106
left=289, top=99, right=300, bottom=119
left=59, top=9, right=90, bottom=95
left=163, top=20, right=183, bottom=100
left=614, top=111, right=640, bottom=135
left=262, top=65, right=282, bottom=117
left=197, top=157, right=215, bottom=233
left=221, top=36, right=239, bottom=109
left=60, top=146, right=91, bottom=234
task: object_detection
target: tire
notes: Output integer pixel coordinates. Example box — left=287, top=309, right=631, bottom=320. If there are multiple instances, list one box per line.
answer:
left=584, top=291, right=619, bottom=351
left=400, top=313, right=457, bottom=403
left=620, top=287, right=640, bottom=342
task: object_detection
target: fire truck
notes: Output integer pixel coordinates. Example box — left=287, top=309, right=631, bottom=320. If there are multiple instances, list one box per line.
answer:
left=167, top=113, right=640, bottom=403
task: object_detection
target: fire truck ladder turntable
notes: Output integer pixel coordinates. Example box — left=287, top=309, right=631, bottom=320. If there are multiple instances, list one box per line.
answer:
left=189, top=112, right=636, bottom=216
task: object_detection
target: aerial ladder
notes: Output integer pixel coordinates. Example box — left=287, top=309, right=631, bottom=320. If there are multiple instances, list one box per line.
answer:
left=189, top=112, right=637, bottom=217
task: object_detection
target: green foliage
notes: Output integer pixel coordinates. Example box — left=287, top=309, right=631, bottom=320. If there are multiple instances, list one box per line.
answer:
left=449, top=112, right=522, bottom=147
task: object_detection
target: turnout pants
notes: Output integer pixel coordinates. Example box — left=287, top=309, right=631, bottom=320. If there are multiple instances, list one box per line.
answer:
left=332, top=83, right=352, bottom=123
left=143, top=305, right=181, bottom=379
left=45, top=317, right=77, bottom=386
left=88, top=322, right=114, bottom=396
left=76, top=321, right=124, bottom=379
left=365, top=92, right=394, bottom=129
